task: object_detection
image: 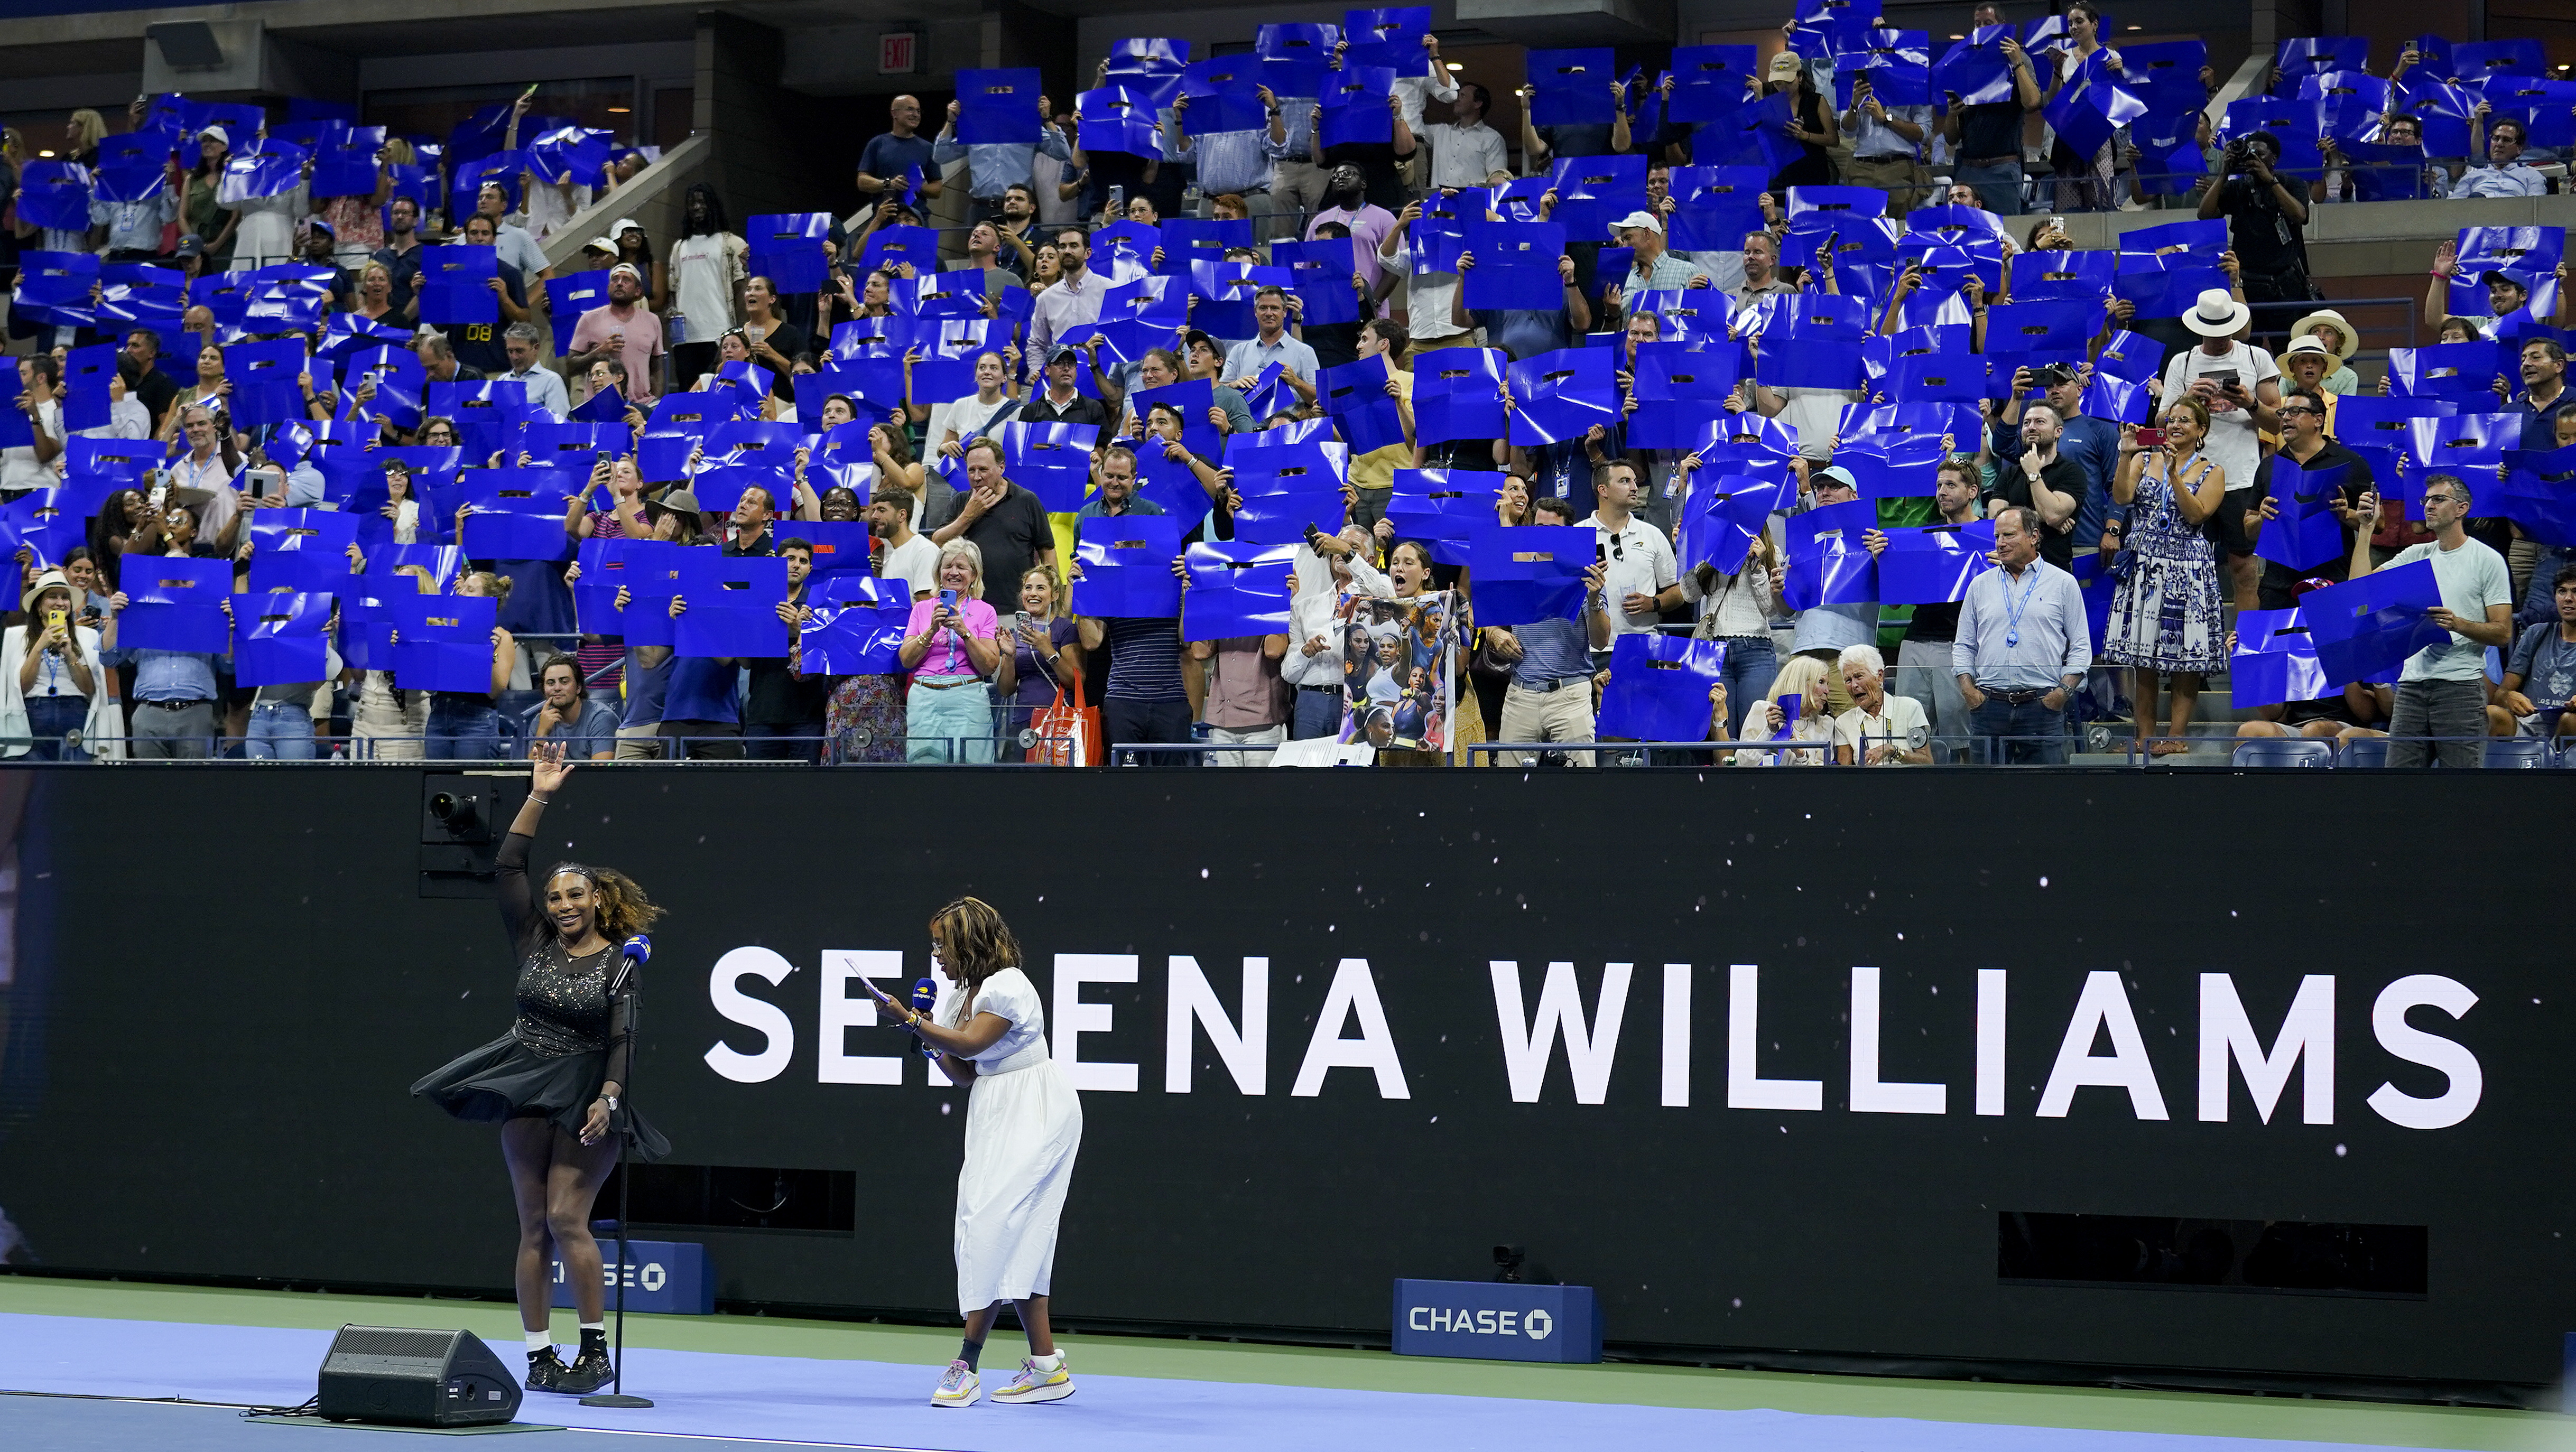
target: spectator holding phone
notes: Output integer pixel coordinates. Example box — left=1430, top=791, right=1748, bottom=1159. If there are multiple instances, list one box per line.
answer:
left=2160, top=289, right=2280, bottom=614
left=994, top=564, right=1080, bottom=761
left=900, top=540, right=1002, bottom=762
left=0, top=569, right=111, bottom=760
left=2102, top=401, right=2228, bottom=756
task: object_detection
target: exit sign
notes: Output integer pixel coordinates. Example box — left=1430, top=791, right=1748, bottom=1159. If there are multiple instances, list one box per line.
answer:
left=879, top=32, right=917, bottom=75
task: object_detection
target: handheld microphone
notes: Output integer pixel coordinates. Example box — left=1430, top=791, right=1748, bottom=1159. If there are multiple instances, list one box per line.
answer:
left=910, top=977, right=940, bottom=1060
left=608, top=934, right=651, bottom=997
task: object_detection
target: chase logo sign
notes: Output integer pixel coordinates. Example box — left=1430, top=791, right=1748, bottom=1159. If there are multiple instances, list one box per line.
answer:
left=1391, top=1280, right=1599, bottom=1364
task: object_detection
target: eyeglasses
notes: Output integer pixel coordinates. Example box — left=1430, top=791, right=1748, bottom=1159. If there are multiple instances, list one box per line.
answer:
left=2278, top=404, right=2322, bottom=417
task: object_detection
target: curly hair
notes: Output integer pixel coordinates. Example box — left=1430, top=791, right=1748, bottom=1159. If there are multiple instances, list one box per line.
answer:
left=931, top=897, right=1021, bottom=1020
left=524, top=862, right=665, bottom=954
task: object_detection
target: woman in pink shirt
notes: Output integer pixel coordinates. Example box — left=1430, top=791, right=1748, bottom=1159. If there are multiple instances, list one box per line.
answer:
left=897, top=540, right=1002, bottom=762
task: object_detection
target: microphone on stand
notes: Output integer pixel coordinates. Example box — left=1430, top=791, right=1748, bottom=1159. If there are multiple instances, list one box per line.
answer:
left=609, top=934, right=651, bottom=998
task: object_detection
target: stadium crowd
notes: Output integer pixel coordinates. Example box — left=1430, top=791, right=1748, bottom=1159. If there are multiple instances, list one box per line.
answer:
left=0, top=7, right=2570, bottom=766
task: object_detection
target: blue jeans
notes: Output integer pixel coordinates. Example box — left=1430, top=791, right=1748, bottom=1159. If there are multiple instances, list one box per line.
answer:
left=23, top=693, right=87, bottom=760
left=1952, top=159, right=2026, bottom=217
left=1713, top=636, right=1777, bottom=740
left=423, top=699, right=504, bottom=760
left=244, top=701, right=316, bottom=760
left=1291, top=687, right=1344, bottom=740
left=1969, top=695, right=2070, bottom=765
left=906, top=680, right=994, bottom=763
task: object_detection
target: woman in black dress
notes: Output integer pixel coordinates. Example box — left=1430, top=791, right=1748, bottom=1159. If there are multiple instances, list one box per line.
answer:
left=411, top=741, right=669, bottom=1394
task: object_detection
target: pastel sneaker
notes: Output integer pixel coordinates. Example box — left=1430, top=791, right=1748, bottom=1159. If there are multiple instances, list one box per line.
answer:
left=993, top=1352, right=1073, bottom=1404
left=931, top=1360, right=980, bottom=1408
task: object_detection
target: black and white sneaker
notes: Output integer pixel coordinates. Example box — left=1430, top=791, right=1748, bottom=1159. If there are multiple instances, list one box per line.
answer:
left=524, top=1347, right=567, bottom=1393
left=555, top=1347, right=613, bottom=1395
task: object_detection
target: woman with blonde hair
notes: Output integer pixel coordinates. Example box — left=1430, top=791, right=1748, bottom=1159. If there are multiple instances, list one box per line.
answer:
left=412, top=743, right=671, bottom=1397
left=421, top=569, right=517, bottom=758
left=861, top=897, right=1082, bottom=1408
left=353, top=563, right=437, bottom=756
left=994, top=563, right=1082, bottom=760
left=1732, top=653, right=1835, bottom=766
left=63, top=109, right=107, bottom=167
left=898, top=539, right=1001, bottom=762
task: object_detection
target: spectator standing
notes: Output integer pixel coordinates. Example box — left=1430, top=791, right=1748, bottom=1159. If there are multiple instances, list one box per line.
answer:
left=1306, top=165, right=1401, bottom=305
left=2347, top=478, right=2513, bottom=769
left=4, top=355, right=64, bottom=493
left=1220, top=287, right=1322, bottom=394
left=1759, top=52, right=1838, bottom=193
left=1020, top=347, right=1113, bottom=430
left=1488, top=496, right=1613, bottom=765
left=1834, top=644, right=1931, bottom=765
left=422, top=571, right=517, bottom=760
left=1953, top=506, right=2091, bottom=764
left=1582, top=460, right=1678, bottom=641
left=1940, top=33, right=2042, bottom=216
left=1839, top=71, right=1932, bottom=218
left=1515, top=77, right=1630, bottom=175
left=371, top=196, right=426, bottom=319
left=1077, top=561, right=1193, bottom=764
left=1997, top=364, right=2118, bottom=573
left=665, top=184, right=747, bottom=392
left=1191, top=625, right=1290, bottom=766
left=817, top=484, right=931, bottom=765
left=122, top=330, right=180, bottom=435
left=2285, top=309, right=2361, bottom=395
left=500, top=324, right=571, bottom=420
left=933, top=94, right=1071, bottom=224
left=1986, top=401, right=2089, bottom=570
left=93, top=164, right=178, bottom=261
left=1026, top=228, right=1108, bottom=371
left=1, top=570, right=112, bottom=760
left=106, top=573, right=231, bottom=759
left=928, top=440, right=1057, bottom=609
left=523, top=653, right=618, bottom=760
left=994, top=564, right=1082, bottom=760
left=180, top=127, right=238, bottom=269
left=351, top=565, right=435, bottom=758
left=916, top=350, right=1024, bottom=461
left=2102, top=401, right=2228, bottom=756
left=468, top=179, right=550, bottom=283
left=566, top=265, right=665, bottom=407
left=2160, top=288, right=2280, bottom=612
left=658, top=543, right=746, bottom=760
left=745, top=538, right=829, bottom=760
left=1424, top=83, right=1511, bottom=191
left=1784, top=463, right=1877, bottom=713
left=1864, top=455, right=1980, bottom=755
left=2509, top=339, right=2568, bottom=450
left=898, top=539, right=1003, bottom=762
left=2195, top=131, right=2310, bottom=308
left=448, top=213, right=530, bottom=378
left=2247, top=385, right=2373, bottom=608
left=1169, top=84, right=1291, bottom=243
left=856, top=95, right=940, bottom=201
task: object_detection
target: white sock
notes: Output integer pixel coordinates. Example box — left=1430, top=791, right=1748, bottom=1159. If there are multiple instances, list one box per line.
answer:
left=1032, top=1351, right=1063, bottom=1371
left=525, top=1330, right=553, bottom=1353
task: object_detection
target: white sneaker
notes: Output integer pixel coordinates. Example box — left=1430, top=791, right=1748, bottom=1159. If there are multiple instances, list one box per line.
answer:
left=993, top=1352, right=1074, bottom=1404
left=931, top=1360, right=980, bottom=1408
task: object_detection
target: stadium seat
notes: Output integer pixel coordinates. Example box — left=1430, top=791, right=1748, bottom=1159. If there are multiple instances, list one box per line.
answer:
left=2232, top=738, right=2333, bottom=769
left=2482, top=738, right=2550, bottom=769
left=2337, top=737, right=2390, bottom=768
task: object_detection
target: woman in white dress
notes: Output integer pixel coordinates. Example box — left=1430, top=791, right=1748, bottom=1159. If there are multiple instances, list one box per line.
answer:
left=865, top=897, right=1081, bottom=1410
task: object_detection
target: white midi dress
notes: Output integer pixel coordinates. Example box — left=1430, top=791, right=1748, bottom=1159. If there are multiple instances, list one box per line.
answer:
left=940, top=966, right=1082, bottom=1314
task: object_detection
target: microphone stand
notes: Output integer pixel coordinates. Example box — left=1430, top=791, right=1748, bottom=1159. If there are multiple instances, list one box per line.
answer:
left=581, top=965, right=652, bottom=1409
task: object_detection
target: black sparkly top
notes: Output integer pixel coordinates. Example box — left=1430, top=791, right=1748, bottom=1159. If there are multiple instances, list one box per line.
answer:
left=498, top=832, right=632, bottom=1087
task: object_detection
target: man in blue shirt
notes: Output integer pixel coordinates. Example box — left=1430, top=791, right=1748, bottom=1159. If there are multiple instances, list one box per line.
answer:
left=856, top=96, right=940, bottom=202
left=1219, top=288, right=1321, bottom=402
left=119, top=598, right=232, bottom=759
left=1488, top=496, right=1613, bottom=765
left=932, top=95, right=1071, bottom=223
left=1952, top=507, right=2092, bottom=765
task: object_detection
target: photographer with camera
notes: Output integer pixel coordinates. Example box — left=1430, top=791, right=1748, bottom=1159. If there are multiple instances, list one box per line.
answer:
left=2195, top=130, right=2311, bottom=315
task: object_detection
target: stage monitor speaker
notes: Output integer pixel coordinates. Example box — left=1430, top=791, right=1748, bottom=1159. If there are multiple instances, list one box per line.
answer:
left=315, top=1324, right=522, bottom=1427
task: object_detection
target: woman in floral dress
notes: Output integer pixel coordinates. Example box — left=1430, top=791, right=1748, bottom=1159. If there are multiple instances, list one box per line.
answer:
left=2102, top=396, right=2228, bottom=757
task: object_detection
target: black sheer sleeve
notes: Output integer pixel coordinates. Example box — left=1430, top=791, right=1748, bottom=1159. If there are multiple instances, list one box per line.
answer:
left=603, top=978, right=633, bottom=1092
left=496, top=830, right=538, bottom=945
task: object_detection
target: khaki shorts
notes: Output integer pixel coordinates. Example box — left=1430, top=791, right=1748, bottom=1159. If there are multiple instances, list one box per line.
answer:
left=1839, top=154, right=1929, bottom=218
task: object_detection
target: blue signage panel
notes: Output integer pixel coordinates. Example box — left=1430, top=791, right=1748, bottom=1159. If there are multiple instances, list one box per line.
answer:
left=1391, top=1279, right=1601, bottom=1363
left=551, top=1239, right=714, bottom=1315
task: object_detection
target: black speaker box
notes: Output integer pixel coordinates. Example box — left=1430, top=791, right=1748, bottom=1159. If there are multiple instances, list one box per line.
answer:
left=315, top=1324, right=522, bottom=1427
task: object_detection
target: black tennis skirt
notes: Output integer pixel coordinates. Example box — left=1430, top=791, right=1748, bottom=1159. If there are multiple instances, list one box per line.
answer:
left=411, top=1031, right=671, bottom=1161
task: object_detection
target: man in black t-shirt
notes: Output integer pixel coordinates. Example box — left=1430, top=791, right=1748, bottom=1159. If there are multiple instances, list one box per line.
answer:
left=2197, top=130, right=2310, bottom=305
left=2247, top=385, right=2375, bottom=609
left=122, top=328, right=179, bottom=433
left=448, top=213, right=528, bottom=378
left=746, top=537, right=831, bottom=760
left=929, top=439, right=1058, bottom=609
left=1941, top=29, right=2041, bottom=216
left=1983, top=403, right=2088, bottom=570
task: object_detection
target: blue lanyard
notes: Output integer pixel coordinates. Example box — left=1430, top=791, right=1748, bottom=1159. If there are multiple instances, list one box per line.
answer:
left=1998, top=565, right=2041, bottom=648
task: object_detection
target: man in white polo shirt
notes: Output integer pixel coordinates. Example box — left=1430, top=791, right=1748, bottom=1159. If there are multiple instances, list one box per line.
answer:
left=1580, top=459, right=1676, bottom=644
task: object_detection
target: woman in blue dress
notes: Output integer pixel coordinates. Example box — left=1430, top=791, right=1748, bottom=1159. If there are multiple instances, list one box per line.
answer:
left=2101, top=397, right=2228, bottom=756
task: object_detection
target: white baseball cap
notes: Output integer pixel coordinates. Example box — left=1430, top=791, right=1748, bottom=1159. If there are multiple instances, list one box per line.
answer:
left=1611, top=210, right=1663, bottom=236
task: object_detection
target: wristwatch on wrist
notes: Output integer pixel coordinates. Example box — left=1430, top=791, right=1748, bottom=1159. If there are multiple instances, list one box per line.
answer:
left=603, top=1094, right=619, bottom=1112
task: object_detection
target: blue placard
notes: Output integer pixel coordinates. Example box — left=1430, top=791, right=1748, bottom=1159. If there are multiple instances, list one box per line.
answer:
left=551, top=1238, right=714, bottom=1316
left=1391, top=1280, right=1601, bottom=1364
